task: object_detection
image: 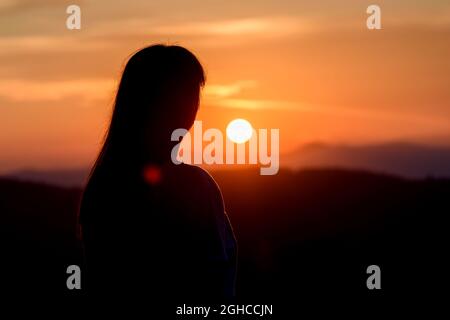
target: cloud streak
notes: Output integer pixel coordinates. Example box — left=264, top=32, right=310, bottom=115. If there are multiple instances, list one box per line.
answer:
left=0, top=79, right=115, bottom=103
left=203, top=81, right=257, bottom=98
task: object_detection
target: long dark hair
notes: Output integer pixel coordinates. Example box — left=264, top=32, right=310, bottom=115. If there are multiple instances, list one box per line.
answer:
left=90, top=44, right=205, bottom=180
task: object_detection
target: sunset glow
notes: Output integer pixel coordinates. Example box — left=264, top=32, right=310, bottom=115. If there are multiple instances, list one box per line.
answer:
left=1, top=1, right=450, bottom=173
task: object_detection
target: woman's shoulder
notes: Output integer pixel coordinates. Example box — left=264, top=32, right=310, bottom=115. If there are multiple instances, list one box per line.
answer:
left=171, top=163, right=223, bottom=200
left=175, top=163, right=218, bottom=186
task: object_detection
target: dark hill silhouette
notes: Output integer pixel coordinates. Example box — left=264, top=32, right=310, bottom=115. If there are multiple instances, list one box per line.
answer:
left=5, top=142, right=450, bottom=189
left=283, top=142, right=450, bottom=178
left=5, top=168, right=89, bottom=188
left=0, top=178, right=83, bottom=294
left=0, top=168, right=448, bottom=303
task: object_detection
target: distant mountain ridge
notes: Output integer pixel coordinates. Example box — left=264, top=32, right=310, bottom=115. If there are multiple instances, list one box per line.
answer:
left=283, top=142, right=450, bottom=179
left=5, top=168, right=90, bottom=188
left=3, top=142, right=450, bottom=187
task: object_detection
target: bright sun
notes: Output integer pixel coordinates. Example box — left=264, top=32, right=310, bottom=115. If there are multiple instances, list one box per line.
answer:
left=226, top=118, right=253, bottom=144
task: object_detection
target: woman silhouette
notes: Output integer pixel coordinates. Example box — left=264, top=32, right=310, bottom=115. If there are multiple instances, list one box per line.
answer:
left=79, top=45, right=237, bottom=300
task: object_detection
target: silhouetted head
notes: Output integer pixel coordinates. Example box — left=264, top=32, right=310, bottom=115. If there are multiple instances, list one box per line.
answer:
left=94, top=44, right=205, bottom=174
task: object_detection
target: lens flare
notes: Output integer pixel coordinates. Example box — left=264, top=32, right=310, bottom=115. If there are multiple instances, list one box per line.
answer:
left=143, top=165, right=162, bottom=185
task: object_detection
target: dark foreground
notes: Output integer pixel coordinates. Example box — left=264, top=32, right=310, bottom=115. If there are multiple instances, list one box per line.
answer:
left=1, top=168, right=448, bottom=309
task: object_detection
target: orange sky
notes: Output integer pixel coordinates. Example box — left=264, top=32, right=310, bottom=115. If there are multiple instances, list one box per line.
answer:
left=1, top=0, right=450, bottom=173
